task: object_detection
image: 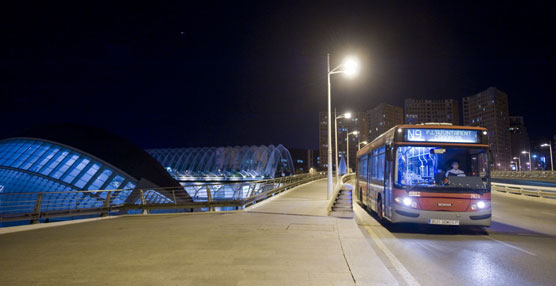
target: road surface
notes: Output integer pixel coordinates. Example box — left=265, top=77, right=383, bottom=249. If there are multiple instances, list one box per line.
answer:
left=355, top=190, right=556, bottom=285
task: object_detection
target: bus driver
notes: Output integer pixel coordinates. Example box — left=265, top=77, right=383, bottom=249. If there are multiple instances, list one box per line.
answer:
left=446, top=161, right=466, bottom=177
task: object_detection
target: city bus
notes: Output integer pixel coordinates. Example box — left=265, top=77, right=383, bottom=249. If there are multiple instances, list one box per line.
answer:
left=355, top=124, right=491, bottom=226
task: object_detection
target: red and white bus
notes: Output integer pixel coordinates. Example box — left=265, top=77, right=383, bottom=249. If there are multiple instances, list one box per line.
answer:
left=356, top=124, right=491, bottom=226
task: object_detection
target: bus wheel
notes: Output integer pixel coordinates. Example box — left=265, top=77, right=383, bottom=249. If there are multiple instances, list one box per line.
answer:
left=377, top=197, right=383, bottom=221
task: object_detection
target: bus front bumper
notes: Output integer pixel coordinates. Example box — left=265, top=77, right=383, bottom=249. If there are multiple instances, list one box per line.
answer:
left=391, top=206, right=491, bottom=226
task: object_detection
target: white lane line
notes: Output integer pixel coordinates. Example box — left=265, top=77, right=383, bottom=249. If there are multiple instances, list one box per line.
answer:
left=364, top=225, right=421, bottom=286
left=485, top=236, right=537, bottom=256
left=541, top=211, right=556, bottom=216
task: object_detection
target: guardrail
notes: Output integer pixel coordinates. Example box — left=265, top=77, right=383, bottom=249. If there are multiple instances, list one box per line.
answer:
left=492, top=182, right=556, bottom=199
left=327, top=173, right=356, bottom=214
left=0, top=172, right=326, bottom=224
left=492, top=170, right=556, bottom=180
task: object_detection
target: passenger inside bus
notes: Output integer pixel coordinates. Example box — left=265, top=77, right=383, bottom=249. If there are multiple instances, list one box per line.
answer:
left=395, top=146, right=488, bottom=189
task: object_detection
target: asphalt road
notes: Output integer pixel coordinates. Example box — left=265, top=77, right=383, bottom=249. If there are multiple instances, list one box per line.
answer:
left=355, top=190, right=556, bottom=286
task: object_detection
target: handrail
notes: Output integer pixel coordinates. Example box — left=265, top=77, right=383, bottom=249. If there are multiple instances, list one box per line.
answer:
left=492, top=170, right=556, bottom=181
left=0, top=172, right=327, bottom=224
left=327, top=173, right=356, bottom=214
left=491, top=182, right=556, bottom=199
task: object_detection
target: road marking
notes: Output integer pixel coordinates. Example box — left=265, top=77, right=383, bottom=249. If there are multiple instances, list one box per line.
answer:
left=485, top=236, right=537, bottom=256
left=541, top=211, right=556, bottom=216
left=364, top=225, right=421, bottom=286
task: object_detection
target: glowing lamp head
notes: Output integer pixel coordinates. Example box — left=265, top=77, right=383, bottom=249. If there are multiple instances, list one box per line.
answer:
left=522, top=151, right=528, bottom=154
left=361, top=141, right=368, bottom=145
left=342, top=56, right=359, bottom=77
left=477, top=201, right=486, bottom=209
left=344, top=112, right=352, bottom=119
left=352, top=131, right=359, bottom=135
left=403, top=197, right=412, bottom=206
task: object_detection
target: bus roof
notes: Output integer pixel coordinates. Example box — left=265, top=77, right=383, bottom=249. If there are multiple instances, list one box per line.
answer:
left=357, top=124, right=488, bottom=157
left=395, top=124, right=487, bottom=131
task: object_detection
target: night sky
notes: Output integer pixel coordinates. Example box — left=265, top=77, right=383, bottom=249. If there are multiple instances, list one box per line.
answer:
left=1, top=1, right=554, bottom=150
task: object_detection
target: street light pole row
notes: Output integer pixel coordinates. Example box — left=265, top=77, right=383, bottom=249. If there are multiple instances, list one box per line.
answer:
left=346, top=130, right=359, bottom=173
left=326, top=54, right=359, bottom=200
left=334, top=110, right=352, bottom=183
left=541, top=142, right=554, bottom=171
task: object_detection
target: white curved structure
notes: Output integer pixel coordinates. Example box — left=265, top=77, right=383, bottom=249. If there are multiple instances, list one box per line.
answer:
left=147, top=145, right=295, bottom=180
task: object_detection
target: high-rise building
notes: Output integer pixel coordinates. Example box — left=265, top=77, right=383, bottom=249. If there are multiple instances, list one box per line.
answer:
left=367, top=103, right=403, bottom=141
left=462, top=87, right=511, bottom=170
left=289, top=148, right=318, bottom=173
left=509, top=116, right=530, bottom=171
left=319, top=111, right=367, bottom=171
left=404, top=99, right=460, bottom=125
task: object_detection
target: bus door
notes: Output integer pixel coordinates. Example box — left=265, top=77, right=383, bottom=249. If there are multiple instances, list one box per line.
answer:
left=383, top=144, right=394, bottom=219
left=383, top=158, right=393, bottom=219
left=366, top=153, right=371, bottom=206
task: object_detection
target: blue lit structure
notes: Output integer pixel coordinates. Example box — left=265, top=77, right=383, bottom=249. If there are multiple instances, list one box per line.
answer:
left=0, top=125, right=190, bottom=224
left=147, top=145, right=295, bottom=180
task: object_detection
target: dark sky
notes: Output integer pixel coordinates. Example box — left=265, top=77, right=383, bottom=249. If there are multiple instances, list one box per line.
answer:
left=1, top=1, right=554, bottom=149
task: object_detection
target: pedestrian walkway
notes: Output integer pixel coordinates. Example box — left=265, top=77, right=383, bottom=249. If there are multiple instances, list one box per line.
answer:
left=0, top=179, right=397, bottom=286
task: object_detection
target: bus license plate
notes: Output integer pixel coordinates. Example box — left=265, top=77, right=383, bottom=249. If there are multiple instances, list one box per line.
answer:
left=429, top=219, right=460, bottom=225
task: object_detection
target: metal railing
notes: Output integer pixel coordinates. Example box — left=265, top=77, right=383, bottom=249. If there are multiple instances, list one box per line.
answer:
left=0, top=172, right=326, bottom=224
left=327, top=173, right=356, bottom=214
left=492, top=170, right=556, bottom=180
left=492, top=182, right=556, bottom=199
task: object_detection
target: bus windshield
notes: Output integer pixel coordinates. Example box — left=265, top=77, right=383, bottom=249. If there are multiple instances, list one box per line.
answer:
left=395, top=146, right=489, bottom=190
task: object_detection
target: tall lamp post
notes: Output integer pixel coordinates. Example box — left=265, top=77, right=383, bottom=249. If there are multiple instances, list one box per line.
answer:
left=346, top=130, right=359, bottom=173
left=326, top=55, right=359, bottom=200
left=512, top=157, right=521, bottom=171
left=335, top=111, right=352, bottom=183
left=541, top=142, right=554, bottom=171
left=522, top=150, right=532, bottom=171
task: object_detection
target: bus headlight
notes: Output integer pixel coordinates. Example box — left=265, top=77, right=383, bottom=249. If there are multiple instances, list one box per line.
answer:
left=471, top=201, right=489, bottom=210
left=395, top=197, right=418, bottom=208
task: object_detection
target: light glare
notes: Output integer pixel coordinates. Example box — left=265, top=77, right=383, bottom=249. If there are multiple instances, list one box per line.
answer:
left=342, top=56, right=359, bottom=77
left=344, top=112, right=352, bottom=119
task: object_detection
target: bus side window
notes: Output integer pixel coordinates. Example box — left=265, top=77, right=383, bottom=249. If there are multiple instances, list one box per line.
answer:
left=371, top=149, right=378, bottom=181
left=358, top=157, right=367, bottom=181
left=376, top=146, right=385, bottom=183
left=366, top=153, right=371, bottom=181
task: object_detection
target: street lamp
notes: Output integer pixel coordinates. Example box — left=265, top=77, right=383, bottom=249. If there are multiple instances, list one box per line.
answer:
left=346, top=130, right=359, bottom=173
left=512, top=157, right=521, bottom=171
left=541, top=142, right=554, bottom=171
left=522, top=150, right=532, bottom=171
left=334, top=110, right=352, bottom=183
left=358, top=141, right=368, bottom=150
left=326, top=54, right=359, bottom=200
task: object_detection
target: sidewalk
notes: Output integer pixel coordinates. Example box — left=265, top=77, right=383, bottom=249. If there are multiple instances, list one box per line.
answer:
left=0, top=179, right=397, bottom=286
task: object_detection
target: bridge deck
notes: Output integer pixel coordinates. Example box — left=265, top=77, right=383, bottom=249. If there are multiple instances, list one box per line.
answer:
left=0, top=179, right=396, bottom=286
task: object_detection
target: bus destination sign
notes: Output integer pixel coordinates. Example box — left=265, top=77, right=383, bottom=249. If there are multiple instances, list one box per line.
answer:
left=405, top=128, right=479, bottom=143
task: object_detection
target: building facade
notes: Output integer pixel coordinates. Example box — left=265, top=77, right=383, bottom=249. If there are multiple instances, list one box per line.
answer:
left=404, top=99, right=460, bottom=125
left=367, top=103, right=403, bottom=142
left=509, top=116, right=531, bottom=171
left=288, top=149, right=318, bottom=173
left=462, top=87, right=511, bottom=170
left=319, top=111, right=367, bottom=172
